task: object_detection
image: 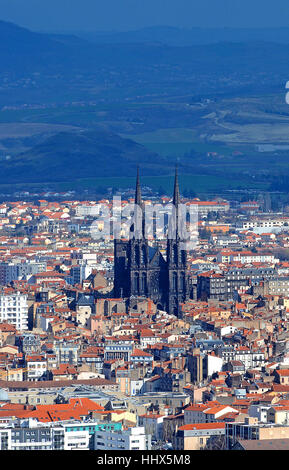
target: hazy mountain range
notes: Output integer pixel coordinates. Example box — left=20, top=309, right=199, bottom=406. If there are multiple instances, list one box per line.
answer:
left=79, top=25, right=289, bottom=46
left=2, top=20, right=289, bottom=75
left=1, top=20, right=289, bottom=192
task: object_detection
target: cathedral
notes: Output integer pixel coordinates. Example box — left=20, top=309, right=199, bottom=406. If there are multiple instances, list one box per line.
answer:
left=114, top=168, right=190, bottom=317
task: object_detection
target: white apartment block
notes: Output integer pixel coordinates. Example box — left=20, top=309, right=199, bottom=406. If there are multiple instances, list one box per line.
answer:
left=221, top=348, right=265, bottom=370
left=94, top=426, right=151, bottom=450
left=187, top=201, right=230, bottom=217
left=239, top=218, right=288, bottom=231
left=0, top=421, right=89, bottom=450
left=217, top=251, right=278, bottom=265
left=26, top=356, right=48, bottom=381
left=75, top=204, right=101, bottom=217
left=0, top=293, right=28, bottom=330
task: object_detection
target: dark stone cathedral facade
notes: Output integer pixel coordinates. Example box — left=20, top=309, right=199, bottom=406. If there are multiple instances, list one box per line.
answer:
left=114, top=169, right=190, bottom=317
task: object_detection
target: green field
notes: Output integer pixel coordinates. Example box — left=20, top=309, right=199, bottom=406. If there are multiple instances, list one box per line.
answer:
left=0, top=102, right=165, bottom=126
left=122, top=128, right=239, bottom=157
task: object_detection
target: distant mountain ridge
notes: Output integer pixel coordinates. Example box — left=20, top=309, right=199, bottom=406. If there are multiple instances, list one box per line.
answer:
left=1, top=20, right=289, bottom=191
left=2, top=19, right=289, bottom=74
left=79, top=25, right=289, bottom=46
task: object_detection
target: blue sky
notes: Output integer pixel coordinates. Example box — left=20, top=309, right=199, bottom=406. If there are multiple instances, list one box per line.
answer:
left=1, top=0, right=289, bottom=31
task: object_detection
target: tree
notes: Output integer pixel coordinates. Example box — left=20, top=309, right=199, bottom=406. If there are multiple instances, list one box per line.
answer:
left=203, top=435, right=226, bottom=450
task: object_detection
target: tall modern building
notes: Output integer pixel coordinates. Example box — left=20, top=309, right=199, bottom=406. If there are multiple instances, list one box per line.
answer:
left=0, top=263, right=18, bottom=285
left=0, top=293, right=29, bottom=330
left=114, top=168, right=190, bottom=316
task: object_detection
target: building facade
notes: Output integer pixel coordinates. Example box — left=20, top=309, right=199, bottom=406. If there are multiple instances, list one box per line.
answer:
left=0, top=293, right=28, bottom=330
left=114, top=169, right=190, bottom=316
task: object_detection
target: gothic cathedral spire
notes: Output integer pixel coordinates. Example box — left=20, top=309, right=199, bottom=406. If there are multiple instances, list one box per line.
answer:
left=133, top=166, right=145, bottom=238
left=173, top=165, right=180, bottom=207
left=135, top=166, right=142, bottom=207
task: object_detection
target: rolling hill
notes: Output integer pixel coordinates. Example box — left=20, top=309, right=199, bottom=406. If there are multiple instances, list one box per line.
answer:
left=0, top=129, right=171, bottom=183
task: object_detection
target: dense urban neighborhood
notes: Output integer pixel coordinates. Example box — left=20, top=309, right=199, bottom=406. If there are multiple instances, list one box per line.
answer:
left=2, top=0, right=289, bottom=457
left=0, top=175, right=289, bottom=451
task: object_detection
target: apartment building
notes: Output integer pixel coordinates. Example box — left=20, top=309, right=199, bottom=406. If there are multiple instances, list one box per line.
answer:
left=225, top=417, right=289, bottom=449
left=220, top=346, right=265, bottom=370
left=0, top=421, right=89, bottom=450
left=198, top=267, right=275, bottom=301
left=187, top=200, right=230, bottom=218
left=238, top=218, right=288, bottom=230
left=174, top=422, right=226, bottom=450
left=26, top=355, right=47, bottom=381
left=104, top=343, right=133, bottom=362
left=94, top=425, right=151, bottom=450
left=53, top=341, right=79, bottom=365
left=0, top=293, right=28, bottom=330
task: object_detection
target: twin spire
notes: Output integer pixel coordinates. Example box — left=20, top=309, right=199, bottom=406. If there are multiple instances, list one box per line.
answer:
left=134, top=166, right=181, bottom=240
left=135, top=166, right=180, bottom=206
